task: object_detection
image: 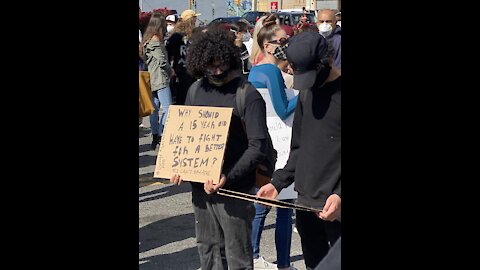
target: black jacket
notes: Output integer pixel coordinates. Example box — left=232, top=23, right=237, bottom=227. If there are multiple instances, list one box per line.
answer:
left=328, top=27, right=341, bottom=69
left=271, top=77, right=341, bottom=209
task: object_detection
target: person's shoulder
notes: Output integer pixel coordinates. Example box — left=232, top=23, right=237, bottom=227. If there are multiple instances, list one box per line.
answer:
left=169, top=32, right=183, bottom=42
left=249, top=64, right=282, bottom=82
left=263, top=64, right=283, bottom=77
left=253, top=63, right=280, bottom=73
left=244, top=81, right=264, bottom=101
left=333, top=27, right=341, bottom=37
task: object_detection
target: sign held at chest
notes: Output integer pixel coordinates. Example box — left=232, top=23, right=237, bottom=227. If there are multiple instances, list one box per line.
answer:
left=154, top=105, right=233, bottom=184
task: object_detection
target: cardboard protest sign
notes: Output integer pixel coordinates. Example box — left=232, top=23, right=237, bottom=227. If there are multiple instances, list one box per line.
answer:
left=154, top=105, right=233, bottom=184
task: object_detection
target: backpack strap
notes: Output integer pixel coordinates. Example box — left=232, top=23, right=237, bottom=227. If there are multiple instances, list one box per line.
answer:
left=187, top=78, right=203, bottom=104
left=235, top=77, right=249, bottom=122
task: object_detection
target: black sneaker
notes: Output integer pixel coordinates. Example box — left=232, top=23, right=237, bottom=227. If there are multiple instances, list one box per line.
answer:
left=150, top=134, right=161, bottom=150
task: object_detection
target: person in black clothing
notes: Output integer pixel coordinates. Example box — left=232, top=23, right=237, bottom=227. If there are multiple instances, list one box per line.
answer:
left=170, top=27, right=269, bottom=270
left=257, top=31, right=341, bottom=270
left=165, top=10, right=198, bottom=105
left=230, top=19, right=252, bottom=80
left=314, top=236, right=341, bottom=270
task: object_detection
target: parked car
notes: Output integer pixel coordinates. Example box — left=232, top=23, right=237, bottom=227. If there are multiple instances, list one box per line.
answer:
left=208, top=16, right=243, bottom=25
left=274, top=12, right=317, bottom=27
left=208, top=16, right=254, bottom=34
left=241, top=11, right=270, bottom=26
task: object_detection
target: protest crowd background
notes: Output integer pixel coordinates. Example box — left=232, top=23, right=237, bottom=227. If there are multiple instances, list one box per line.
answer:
left=139, top=2, right=341, bottom=269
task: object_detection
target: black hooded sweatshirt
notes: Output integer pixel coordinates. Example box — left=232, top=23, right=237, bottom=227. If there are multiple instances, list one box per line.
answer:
left=271, top=76, right=341, bottom=209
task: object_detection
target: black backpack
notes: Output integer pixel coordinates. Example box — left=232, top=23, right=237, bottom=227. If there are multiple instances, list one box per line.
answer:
left=188, top=77, right=277, bottom=187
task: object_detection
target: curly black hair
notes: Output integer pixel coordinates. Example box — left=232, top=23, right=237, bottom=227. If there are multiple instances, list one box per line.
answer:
left=186, top=26, right=241, bottom=78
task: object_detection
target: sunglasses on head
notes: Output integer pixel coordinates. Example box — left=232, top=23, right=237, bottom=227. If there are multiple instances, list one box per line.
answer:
left=267, top=37, right=289, bottom=46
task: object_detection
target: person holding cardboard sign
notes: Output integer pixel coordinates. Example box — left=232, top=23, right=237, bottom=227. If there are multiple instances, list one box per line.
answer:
left=170, top=26, right=270, bottom=270
left=257, top=32, right=342, bottom=270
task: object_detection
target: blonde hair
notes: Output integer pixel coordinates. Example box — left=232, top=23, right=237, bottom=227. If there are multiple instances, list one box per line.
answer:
left=173, top=17, right=196, bottom=39
left=249, top=15, right=267, bottom=65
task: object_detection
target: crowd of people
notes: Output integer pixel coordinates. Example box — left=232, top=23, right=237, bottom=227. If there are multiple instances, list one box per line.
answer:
left=140, top=6, right=341, bottom=270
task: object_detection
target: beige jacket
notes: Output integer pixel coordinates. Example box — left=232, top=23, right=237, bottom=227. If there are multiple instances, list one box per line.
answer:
left=144, top=38, right=172, bottom=91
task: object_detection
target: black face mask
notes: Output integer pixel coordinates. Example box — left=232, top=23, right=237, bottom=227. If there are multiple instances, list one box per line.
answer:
left=207, top=70, right=229, bottom=87
left=273, top=45, right=288, bottom=61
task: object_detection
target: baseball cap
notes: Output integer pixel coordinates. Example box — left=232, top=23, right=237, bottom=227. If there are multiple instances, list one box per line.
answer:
left=181, top=9, right=201, bottom=21
left=285, top=31, right=329, bottom=90
left=166, top=14, right=178, bottom=23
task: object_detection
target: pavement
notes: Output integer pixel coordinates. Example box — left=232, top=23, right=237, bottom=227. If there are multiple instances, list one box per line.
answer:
left=139, top=116, right=306, bottom=270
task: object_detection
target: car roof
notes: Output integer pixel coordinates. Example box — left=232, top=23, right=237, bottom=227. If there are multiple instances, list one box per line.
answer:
left=276, top=12, right=311, bottom=15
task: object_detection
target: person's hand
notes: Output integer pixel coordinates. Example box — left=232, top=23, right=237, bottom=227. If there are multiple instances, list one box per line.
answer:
left=287, top=64, right=294, bottom=75
left=170, top=174, right=183, bottom=185
left=256, top=183, right=278, bottom=199
left=204, top=174, right=226, bottom=194
left=318, top=194, right=341, bottom=221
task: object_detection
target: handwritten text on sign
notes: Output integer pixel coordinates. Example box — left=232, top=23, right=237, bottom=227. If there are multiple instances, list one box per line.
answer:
left=154, top=105, right=233, bottom=184
left=257, top=88, right=299, bottom=200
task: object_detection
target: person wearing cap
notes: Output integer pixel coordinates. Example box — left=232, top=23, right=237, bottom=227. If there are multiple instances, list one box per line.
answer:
left=318, top=9, right=341, bottom=69
left=335, top=11, right=341, bottom=27
left=165, top=9, right=201, bottom=105
left=165, top=14, right=178, bottom=40
left=257, top=31, right=341, bottom=270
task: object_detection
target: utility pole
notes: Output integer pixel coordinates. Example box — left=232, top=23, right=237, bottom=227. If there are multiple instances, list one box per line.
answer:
left=212, top=0, right=215, bottom=19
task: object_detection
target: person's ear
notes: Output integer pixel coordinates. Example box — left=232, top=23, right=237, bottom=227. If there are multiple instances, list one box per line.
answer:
left=264, top=43, right=272, bottom=54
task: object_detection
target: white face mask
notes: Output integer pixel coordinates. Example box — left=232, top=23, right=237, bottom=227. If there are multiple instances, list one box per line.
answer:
left=167, top=25, right=175, bottom=33
left=242, top=32, right=251, bottom=42
left=319, top=22, right=333, bottom=37
left=336, top=21, right=341, bottom=27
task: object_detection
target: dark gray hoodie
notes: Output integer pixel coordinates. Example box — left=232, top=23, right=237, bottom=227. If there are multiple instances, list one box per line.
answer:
left=328, top=26, right=341, bottom=69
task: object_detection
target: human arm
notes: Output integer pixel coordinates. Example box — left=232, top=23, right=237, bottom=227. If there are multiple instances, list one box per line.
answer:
left=250, top=65, right=297, bottom=120
left=204, top=174, right=227, bottom=194
left=146, top=38, right=172, bottom=76
left=224, top=96, right=268, bottom=188
left=316, top=176, right=341, bottom=221
left=269, top=97, right=303, bottom=193
left=318, top=193, right=341, bottom=221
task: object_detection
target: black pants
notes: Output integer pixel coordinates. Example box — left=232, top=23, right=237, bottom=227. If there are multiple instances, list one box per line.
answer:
left=175, top=72, right=196, bottom=105
left=296, top=210, right=341, bottom=270
left=191, top=185, right=255, bottom=270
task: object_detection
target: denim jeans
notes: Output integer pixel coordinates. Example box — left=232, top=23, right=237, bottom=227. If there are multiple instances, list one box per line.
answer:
left=149, top=86, right=172, bottom=136
left=192, top=184, right=255, bottom=270
left=251, top=189, right=294, bottom=268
